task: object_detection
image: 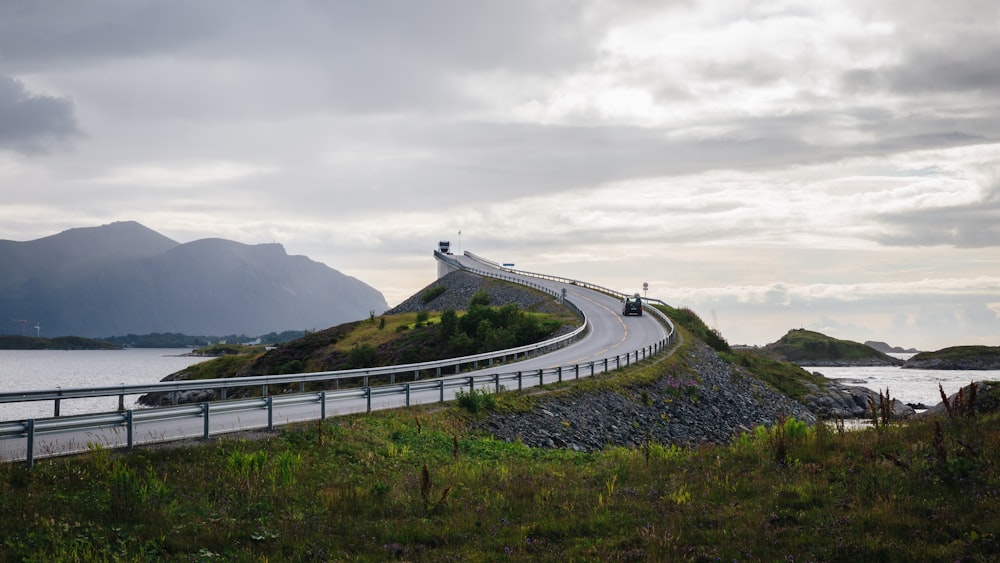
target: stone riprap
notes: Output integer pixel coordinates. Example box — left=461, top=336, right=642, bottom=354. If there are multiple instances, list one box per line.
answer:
left=471, top=339, right=818, bottom=452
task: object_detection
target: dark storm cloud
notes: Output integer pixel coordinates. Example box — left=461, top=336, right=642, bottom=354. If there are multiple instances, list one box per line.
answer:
left=0, top=76, right=79, bottom=153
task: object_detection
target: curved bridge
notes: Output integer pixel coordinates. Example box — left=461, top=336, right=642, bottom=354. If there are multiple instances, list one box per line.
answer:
left=1, top=252, right=675, bottom=465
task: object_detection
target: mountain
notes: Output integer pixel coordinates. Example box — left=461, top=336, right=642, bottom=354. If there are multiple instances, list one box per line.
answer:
left=0, top=221, right=388, bottom=337
left=761, top=329, right=905, bottom=366
left=864, top=340, right=920, bottom=354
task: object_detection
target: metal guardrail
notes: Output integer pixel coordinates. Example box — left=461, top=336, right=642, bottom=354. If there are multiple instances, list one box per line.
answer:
left=461, top=251, right=677, bottom=334
left=1, top=252, right=676, bottom=466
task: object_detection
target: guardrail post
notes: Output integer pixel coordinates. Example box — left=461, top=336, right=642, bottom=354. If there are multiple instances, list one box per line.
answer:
left=26, top=419, right=35, bottom=469
left=320, top=391, right=326, bottom=420
left=604, top=358, right=608, bottom=372
left=203, top=402, right=210, bottom=440
left=172, top=391, right=178, bottom=405
left=300, top=381, right=306, bottom=393
left=366, top=387, right=372, bottom=412
left=221, top=388, right=228, bottom=400
left=538, top=368, right=544, bottom=386
left=517, top=371, right=522, bottom=391
left=575, top=364, right=580, bottom=380
left=413, top=370, right=420, bottom=381
left=119, top=385, right=125, bottom=412
left=439, top=380, right=444, bottom=403
left=468, top=376, right=474, bottom=394
left=558, top=366, right=563, bottom=383
left=126, top=410, right=134, bottom=450
left=494, top=374, right=500, bottom=394
left=267, top=396, right=274, bottom=431
left=590, top=361, right=595, bottom=376
left=55, top=388, right=61, bottom=417
left=391, top=372, right=395, bottom=385
left=262, top=384, right=268, bottom=398
left=405, top=383, right=411, bottom=407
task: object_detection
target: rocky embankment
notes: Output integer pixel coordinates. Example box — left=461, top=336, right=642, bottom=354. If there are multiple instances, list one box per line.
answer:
left=472, top=339, right=818, bottom=452
left=388, top=270, right=568, bottom=315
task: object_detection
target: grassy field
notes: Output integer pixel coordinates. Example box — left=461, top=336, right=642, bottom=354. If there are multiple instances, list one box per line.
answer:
left=2, top=364, right=998, bottom=561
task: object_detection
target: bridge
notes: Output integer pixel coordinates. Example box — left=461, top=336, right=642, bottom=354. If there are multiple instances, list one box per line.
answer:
left=1, top=251, right=675, bottom=466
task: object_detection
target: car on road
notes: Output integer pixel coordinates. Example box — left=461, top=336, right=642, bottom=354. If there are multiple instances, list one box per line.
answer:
left=622, top=294, right=643, bottom=316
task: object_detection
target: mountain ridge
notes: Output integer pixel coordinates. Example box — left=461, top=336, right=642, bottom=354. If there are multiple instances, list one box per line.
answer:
left=1, top=222, right=388, bottom=337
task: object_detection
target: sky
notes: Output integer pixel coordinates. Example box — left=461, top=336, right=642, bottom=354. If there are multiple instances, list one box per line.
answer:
left=1, top=0, right=998, bottom=351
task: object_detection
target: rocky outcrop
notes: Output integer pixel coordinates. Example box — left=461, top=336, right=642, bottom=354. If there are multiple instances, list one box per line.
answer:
left=917, top=381, right=1000, bottom=418
left=799, top=377, right=914, bottom=420
left=471, top=339, right=818, bottom=452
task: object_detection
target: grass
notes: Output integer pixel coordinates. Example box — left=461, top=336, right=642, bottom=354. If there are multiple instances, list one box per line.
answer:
left=3, top=388, right=999, bottom=560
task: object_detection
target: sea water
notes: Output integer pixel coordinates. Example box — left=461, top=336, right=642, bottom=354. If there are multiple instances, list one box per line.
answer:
left=0, top=348, right=209, bottom=421
left=800, top=353, right=1000, bottom=409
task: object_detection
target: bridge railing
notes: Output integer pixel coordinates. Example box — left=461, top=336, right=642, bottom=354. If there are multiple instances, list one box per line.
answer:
left=462, top=251, right=676, bottom=340
left=1, top=341, right=671, bottom=465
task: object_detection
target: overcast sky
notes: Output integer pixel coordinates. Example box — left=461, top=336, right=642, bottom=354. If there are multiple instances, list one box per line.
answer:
left=2, top=0, right=998, bottom=350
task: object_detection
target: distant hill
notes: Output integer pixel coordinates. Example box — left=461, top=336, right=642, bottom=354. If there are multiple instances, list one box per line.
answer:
left=761, top=329, right=904, bottom=366
left=0, top=221, right=388, bottom=338
left=0, top=335, right=120, bottom=350
left=903, top=346, right=1000, bottom=370
left=864, top=340, right=920, bottom=354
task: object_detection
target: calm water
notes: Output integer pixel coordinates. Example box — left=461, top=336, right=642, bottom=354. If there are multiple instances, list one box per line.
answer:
left=0, top=348, right=209, bottom=421
left=802, top=353, right=1000, bottom=409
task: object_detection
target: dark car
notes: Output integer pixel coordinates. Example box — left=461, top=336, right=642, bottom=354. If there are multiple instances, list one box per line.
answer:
left=622, top=294, right=642, bottom=316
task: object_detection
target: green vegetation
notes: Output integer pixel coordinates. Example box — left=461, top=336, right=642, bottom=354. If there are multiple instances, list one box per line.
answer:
left=3, top=397, right=999, bottom=560
left=655, top=304, right=730, bottom=353
left=721, top=351, right=829, bottom=401
left=907, top=345, right=1000, bottom=369
left=912, top=345, right=1000, bottom=361
left=168, top=291, right=574, bottom=387
left=419, top=284, right=447, bottom=304
left=191, top=343, right=268, bottom=357
left=101, top=331, right=308, bottom=349
left=0, top=335, right=120, bottom=350
left=760, top=328, right=899, bottom=364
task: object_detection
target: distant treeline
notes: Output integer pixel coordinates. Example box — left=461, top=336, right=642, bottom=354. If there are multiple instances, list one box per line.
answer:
left=0, top=335, right=120, bottom=350
left=99, top=330, right=308, bottom=349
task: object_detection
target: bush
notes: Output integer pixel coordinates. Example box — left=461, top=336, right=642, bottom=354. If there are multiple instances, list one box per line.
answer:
left=420, top=285, right=447, bottom=304
left=455, top=387, right=497, bottom=413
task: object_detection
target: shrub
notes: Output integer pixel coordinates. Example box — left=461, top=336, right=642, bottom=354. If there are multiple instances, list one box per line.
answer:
left=455, top=387, right=497, bottom=413
left=420, top=285, right=447, bottom=304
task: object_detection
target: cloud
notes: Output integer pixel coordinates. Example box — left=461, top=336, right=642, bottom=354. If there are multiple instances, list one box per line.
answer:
left=0, top=76, right=79, bottom=153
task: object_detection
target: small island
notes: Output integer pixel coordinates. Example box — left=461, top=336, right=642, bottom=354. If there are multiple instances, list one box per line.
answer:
left=903, top=345, right=1000, bottom=370
left=0, top=335, right=121, bottom=350
left=758, top=328, right=904, bottom=367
